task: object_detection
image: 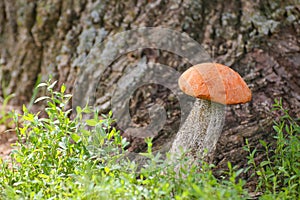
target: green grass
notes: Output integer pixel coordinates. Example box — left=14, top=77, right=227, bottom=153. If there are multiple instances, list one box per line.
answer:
left=244, top=98, right=300, bottom=199
left=0, top=93, right=15, bottom=127
left=0, top=81, right=299, bottom=199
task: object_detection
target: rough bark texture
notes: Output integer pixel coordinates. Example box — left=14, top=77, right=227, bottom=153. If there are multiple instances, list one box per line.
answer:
left=1, top=0, right=299, bottom=190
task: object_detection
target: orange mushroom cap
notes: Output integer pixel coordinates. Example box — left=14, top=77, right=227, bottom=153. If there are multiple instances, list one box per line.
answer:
left=178, top=63, right=252, bottom=105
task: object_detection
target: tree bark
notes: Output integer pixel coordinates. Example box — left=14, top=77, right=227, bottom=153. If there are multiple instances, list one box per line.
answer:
left=1, top=0, right=299, bottom=189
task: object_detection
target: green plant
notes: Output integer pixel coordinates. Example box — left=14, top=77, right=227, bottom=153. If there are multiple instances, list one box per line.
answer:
left=80, top=144, right=249, bottom=200
left=1, top=81, right=84, bottom=198
left=0, top=80, right=128, bottom=199
left=28, top=74, right=42, bottom=109
left=0, top=80, right=250, bottom=199
left=0, top=93, right=15, bottom=126
left=244, top=98, right=300, bottom=199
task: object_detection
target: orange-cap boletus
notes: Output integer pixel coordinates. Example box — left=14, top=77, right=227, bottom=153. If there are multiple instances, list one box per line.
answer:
left=178, top=63, right=252, bottom=105
left=170, top=63, right=252, bottom=164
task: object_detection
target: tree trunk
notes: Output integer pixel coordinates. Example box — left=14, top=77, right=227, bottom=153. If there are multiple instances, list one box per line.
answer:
left=1, top=0, right=299, bottom=189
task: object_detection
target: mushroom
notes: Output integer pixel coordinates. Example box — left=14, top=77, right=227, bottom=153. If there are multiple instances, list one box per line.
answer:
left=169, top=63, right=251, bottom=164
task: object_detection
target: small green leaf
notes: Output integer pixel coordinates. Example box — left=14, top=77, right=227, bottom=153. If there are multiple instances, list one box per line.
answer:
left=227, top=161, right=232, bottom=170
left=273, top=125, right=281, bottom=133
left=34, top=96, right=50, bottom=103
left=36, top=82, right=48, bottom=88
left=23, top=113, right=35, bottom=122
left=47, top=80, right=58, bottom=90
left=256, top=171, right=262, bottom=176
left=59, top=142, right=67, bottom=150
left=259, top=140, right=267, bottom=147
left=22, top=104, right=28, bottom=113
left=82, top=106, right=91, bottom=114
left=71, top=133, right=81, bottom=143
left=13, top=181, right=25, bottom=186
left=19, top=127, right=28, bottom=135
left=104, top=167, right=110, bottom=174
left=86, top=119, right=98, bottom=126
left=61, top=84, right=66, bottom=93
left=64, top=94, right=72, bottom=98
left=260, top=160, right=271, bottom=167
left=38, top=174, right=49, bottom=179
left=76, top=106, right=82, bottom=114
left=285, top=124, right=290, bottom=134
left=81, top=129, right=91, bottom=137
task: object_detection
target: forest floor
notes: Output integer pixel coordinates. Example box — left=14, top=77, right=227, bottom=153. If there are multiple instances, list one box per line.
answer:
left=0, top=128, right=16, bottom=161
left=0, top=104, right=19, bottom=161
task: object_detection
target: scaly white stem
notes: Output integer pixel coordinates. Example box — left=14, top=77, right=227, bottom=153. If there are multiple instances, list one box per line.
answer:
left=169, top=99, right=225, bottom=163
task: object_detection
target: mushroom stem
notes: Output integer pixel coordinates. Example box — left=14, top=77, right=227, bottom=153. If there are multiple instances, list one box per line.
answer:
left=169, top=99, right=225, bottom=163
